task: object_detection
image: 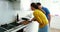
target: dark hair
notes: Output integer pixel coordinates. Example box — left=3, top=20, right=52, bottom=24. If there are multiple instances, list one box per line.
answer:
left=31, top=3, right=39, bottom=9
left=37, top=3, right=41, bottom=5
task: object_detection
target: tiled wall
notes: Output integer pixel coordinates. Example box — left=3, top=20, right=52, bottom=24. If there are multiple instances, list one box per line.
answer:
left=0, top=0, right=20, bottom=25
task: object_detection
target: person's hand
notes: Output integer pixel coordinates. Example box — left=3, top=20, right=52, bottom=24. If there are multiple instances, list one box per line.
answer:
left=31, top=18, right=36, bottom=21
left=21, top=21, right=29, bottom=25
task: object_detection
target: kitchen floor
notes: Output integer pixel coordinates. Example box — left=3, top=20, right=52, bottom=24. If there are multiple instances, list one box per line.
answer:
left=50, top=28, right=60, bottom=32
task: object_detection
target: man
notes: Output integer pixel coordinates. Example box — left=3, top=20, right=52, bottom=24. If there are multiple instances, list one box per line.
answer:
left=31, top=3, right=48, bottom=32
left=37, top=3, right=51, bottom=26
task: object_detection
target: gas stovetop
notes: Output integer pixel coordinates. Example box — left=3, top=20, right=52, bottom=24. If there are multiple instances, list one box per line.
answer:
left=0, top=22, right=22, bottom=32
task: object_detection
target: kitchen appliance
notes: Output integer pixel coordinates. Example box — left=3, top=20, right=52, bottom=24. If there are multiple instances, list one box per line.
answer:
left=0, top=21, right=28, bottom=32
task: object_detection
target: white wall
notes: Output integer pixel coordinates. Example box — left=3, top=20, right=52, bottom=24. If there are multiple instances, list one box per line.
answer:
left=40, top=0, right=60, bottom=16
left=20, top=0, right=31, bottom=11
left=51, top=15, right=60, bottom=29
left=0, top=0, right=17, bottom=25
left=13, top=1, right=20, bottom=10
left=31, top=0, right=40, bottom=3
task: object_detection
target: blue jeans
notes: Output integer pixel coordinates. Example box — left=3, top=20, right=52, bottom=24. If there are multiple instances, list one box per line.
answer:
left=38, top=25, right=48, bottom=32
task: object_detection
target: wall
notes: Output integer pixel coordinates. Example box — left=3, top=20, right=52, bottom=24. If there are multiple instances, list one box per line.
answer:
left=13, top=0, right=20, bottom=10
left=40, top=0, right=60, bottom=15
left=50, top=15, right=60, bottom=29
left=0, top=0, right=17, bottom=25
left=20, top=0, right=31, bottom=11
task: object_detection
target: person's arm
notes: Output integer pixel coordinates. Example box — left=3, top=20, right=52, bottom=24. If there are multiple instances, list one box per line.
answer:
left=47, top=12, right=51, bottom=26
left=31, top=18, right=36, bottom=21
left=45, top=8, right=51, bottom=26
left=20, top=20, right=30, bottom=25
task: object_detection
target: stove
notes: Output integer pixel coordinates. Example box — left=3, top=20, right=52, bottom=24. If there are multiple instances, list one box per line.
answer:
left=0, top=22, right=28, bottom=32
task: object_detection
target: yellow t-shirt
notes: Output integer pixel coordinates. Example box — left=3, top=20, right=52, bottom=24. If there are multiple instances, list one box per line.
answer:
left=33, top=9, right=48, bottom=28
